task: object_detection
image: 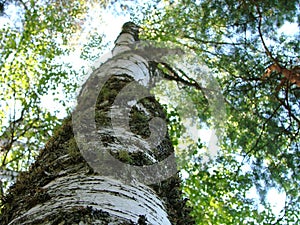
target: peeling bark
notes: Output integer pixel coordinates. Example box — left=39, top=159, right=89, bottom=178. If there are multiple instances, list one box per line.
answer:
left=8, top=175, right=170, bottom=225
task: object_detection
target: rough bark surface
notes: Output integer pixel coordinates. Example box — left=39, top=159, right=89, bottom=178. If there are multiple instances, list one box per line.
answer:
left=7, top=174, right=170, bottom=224
left=0, top=22, right=194, bottom=225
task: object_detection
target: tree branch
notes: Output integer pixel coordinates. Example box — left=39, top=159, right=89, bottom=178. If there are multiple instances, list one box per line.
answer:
left=17, top=0, right=28, bottom=11
left=155, top=61, right=219, bottom=94
left=254, top=3, right=300, bottom=87
left=244, top=104, right=281, bottom=157
left=275, top=95, right=300, bottom=126
left=182, top=35, right=244, bottom=46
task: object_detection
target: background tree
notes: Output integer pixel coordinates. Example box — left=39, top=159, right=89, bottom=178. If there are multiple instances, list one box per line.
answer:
left=135, top=0, right=300, bottom=224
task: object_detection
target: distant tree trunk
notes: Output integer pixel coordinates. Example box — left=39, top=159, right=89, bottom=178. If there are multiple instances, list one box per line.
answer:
left=0, top=22, right=194, bottom=225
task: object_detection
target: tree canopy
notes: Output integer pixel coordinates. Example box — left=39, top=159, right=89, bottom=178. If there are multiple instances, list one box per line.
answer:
left=1, top=0, right=299, bottom=224
left=136, top=0, right=299, bottom=224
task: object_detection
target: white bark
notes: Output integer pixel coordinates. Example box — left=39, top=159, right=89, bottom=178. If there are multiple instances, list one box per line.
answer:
left=8, top=173, right=171, bottom=225
left=1, top=22, right=183, bottom=225
left=73, top=23, right=177, bottom=185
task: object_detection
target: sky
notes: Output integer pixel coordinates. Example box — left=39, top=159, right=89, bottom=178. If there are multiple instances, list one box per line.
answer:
left=40, top=5, right=131, bottom=118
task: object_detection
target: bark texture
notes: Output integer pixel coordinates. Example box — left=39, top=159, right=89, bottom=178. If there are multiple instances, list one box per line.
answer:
left=0, top=22, right=194, bottom=225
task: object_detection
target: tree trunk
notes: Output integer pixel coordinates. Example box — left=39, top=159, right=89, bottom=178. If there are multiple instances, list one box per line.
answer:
left=0, top=22, right=194, bottom=225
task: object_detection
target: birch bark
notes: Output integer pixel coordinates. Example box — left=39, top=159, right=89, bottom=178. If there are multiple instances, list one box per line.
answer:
left=0, top=22, right=194, bottom=225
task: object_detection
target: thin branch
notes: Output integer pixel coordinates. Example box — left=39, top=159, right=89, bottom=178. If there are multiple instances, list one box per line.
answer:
left=244, top=104, right=281, bottom=157
left=276, top=98, right=300, bottom=126
left=17, top=0, right=28, bottom=11
left=155, top=61, right=219, bottom=94
left=255, top=4, right=277, bottom=63
left=254, top=3, right=300, bottom=86
left=182, top=35, right=244, bottom=46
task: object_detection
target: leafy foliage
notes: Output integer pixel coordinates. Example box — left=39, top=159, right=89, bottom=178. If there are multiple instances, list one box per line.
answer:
left=138, top=0, right=300, bottom=224
left=0, top=0, right=106, bottom=198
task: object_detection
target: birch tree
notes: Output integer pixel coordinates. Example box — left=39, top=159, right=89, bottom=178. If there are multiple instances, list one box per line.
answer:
left=0, top=22, right=194, bottom=225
